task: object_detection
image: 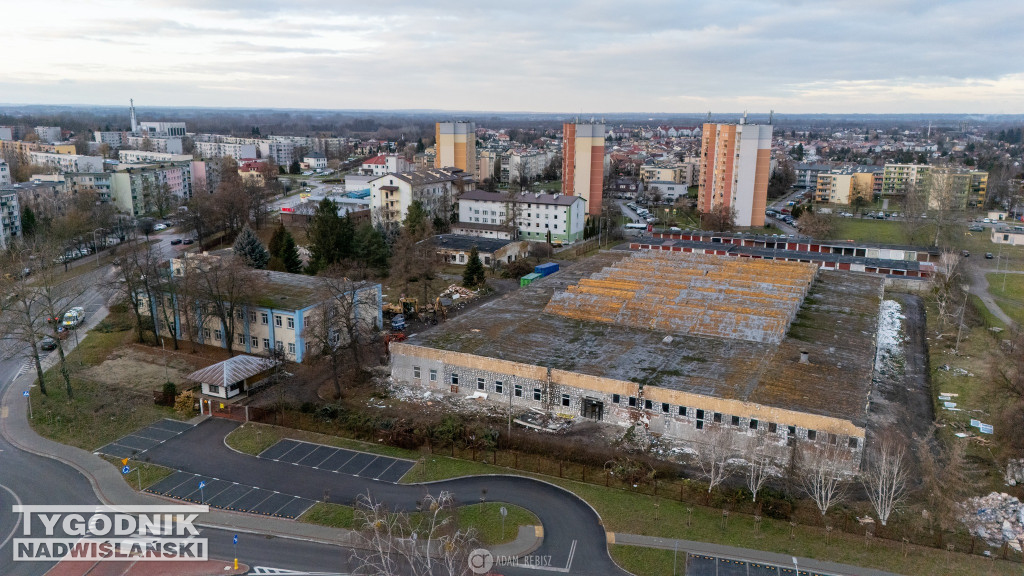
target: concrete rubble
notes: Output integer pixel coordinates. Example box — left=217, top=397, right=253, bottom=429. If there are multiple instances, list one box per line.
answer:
left=1005, top=459, right=1024, bottom=487
left=964, top=492, right=1024, bottom=551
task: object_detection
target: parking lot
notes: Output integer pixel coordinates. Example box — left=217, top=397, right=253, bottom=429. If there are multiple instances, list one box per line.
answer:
left=257, top=439, right=414, bottom=483
left=96, top=419, right=195, bottom=459
left=145, top=471, right=314, bottom=519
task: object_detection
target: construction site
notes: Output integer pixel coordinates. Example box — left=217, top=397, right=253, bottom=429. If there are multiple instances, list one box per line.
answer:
left=390, top=249, right=886, bottom=466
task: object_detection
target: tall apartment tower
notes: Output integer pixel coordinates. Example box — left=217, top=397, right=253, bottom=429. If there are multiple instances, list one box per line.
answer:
left=130, top=99, right=139, bottom=133
left=698, top=121, right=773, bottom=227
left=562, top=122, right=605, bottom=216
left=434, top=121, right=476, bottom=174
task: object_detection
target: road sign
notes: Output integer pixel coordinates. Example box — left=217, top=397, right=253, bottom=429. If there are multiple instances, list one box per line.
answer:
left=233, top=535, right=238, bottom=545
left=22, top=391, right=29, bottom=397
left=198, top=481, right=206, bottom=489
left=121, top=458, right=129, bottom=466
left=500, top=507, right=507, bottom=518
left=121, top=466, right=130, bottom=474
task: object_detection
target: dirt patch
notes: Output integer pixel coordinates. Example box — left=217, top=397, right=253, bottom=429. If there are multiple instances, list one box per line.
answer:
left=79, top=343, right=233, bottom=392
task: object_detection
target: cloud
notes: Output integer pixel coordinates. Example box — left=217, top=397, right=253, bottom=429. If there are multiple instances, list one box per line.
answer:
left=4, top=0, right=1023, bottom=112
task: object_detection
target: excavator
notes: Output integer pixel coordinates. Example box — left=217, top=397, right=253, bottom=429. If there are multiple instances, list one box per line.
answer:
left=383, top=296, right=447, bottom=325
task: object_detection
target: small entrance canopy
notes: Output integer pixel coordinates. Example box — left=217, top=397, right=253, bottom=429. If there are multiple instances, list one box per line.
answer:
left=186, top=354, right=277, bottom=399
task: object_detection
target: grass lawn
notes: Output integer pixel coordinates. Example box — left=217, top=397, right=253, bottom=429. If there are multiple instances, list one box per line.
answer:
left=831, top=218, right=913, bottom=245
left=28, top=317, right=181, bottom=451
left=985, top=272, right=1024, bottom=325
left=969, top=294, right=1007, bottom=330
left=610, top=545, right=680, bottom=576
left=457, top=502, right=537, bottom=545
left=298, top=500, right=535, bottom=546
left=101, top=456, right=174, bottom=490
left=299, top=502, right=356, bottom=530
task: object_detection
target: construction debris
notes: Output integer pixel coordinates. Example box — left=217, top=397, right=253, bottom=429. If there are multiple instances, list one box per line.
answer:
left=440, top=284, right=476, bottom=300
left=964, top=492, right=1024, bottom=551
left=1006, top=459, right=1024, bottom=487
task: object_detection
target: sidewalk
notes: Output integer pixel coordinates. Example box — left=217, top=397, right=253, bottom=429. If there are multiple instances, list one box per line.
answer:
left=965, top=261, right=1016, bottom=328
left=610, top=532, right=900, bottom=576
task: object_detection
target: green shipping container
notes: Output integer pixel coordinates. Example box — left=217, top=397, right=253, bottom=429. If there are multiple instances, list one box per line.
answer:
left=520, top=272, right=542, bottom=287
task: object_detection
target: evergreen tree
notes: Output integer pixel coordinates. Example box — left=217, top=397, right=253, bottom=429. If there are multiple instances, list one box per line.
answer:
left=268, top=223, right=288, bottom=258
left=233, top=226, right=270, bottom=269
left=354, top=223, right=389, bottom=272
left=307, top=199, right=343, bottom=273
left=289, top=160, right=301, bottom=174
left=462, top=246, right=486, bottom=288
left=21, top=206, right=37, bottom=237
left=281, top=233, right=303, bottom=274
left=403, top=201, right=429, bottom=238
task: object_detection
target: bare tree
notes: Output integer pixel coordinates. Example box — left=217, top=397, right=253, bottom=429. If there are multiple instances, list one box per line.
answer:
left=915, top=435, right=973, bottom=546
left=302, top=271, right=380, bottom=400
left=798, top=440, right=851, bottom=518
left=796, top=210, right=835, bottom=239
left=351, top=491, right=478, bottom=576
left=900, top=181, right=931, bottom=245
left=702, top=203, right=738, bottom=232
left=860, top=435, right=909, bottom=526
left=694, top=424, right=734, bottom=499
left=744, top=431, right=779, bottom=503
left=926, top=167, right=963, bottom=248
left=190, top=254, right=263, bottom=356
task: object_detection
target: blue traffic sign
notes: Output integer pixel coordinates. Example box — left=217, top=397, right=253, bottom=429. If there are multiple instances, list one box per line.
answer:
left=233, top=535, right=238, bottom=545
left=121, top=466, right=130, bottom=474
left=23, top=391, right=29, bottom=397
left=198, top=480, right=206, bottom=489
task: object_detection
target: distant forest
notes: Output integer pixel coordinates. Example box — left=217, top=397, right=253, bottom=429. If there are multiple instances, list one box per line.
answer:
left=1, top=105, right=1023, bottom=139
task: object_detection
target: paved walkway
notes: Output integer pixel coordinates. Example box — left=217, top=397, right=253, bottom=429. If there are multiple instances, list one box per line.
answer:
left=965, top=261, right=1016, bottom=328
left=612, top=533, right=899, bottom=576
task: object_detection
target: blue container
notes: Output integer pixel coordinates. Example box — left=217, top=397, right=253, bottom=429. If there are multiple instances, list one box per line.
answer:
left=534, top=262, right=559, bottom=277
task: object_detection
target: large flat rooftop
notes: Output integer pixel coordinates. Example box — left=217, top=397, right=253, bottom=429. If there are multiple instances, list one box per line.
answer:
left=408, top=250, right=882, bottom=425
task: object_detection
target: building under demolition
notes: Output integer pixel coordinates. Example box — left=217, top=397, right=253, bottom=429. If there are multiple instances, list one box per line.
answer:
left=390, top=250, right=885, bottom=467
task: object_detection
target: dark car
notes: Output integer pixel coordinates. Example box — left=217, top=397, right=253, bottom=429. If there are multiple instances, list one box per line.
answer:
left=961, top=250, right=970, bottom=257
left=182, top=238, right=194, bottom=245
left=170, top=239, right=183, bottom=245
left=39, top=336, right=58, bottom=351
left=986, top=253, right=994, bottom=259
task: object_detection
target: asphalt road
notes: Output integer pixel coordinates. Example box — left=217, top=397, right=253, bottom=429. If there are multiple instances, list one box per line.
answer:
left=142, top=418, right=624, bottom=576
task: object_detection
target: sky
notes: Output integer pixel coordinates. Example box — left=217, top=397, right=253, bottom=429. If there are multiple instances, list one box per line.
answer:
left=3, top=0, right=1023, bottom=114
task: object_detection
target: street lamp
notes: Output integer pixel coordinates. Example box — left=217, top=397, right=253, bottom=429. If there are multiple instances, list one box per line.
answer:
left=92, top=228, right=105, bottom=267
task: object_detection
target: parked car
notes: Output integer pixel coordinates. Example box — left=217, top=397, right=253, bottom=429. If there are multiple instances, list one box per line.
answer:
left=986, top=253, right=994, bottom=259
left=170, top=239, right=183, bottom=245
left=969, top=225, right=984, bottom=232
left=153, top=224, right=168, bottom=231
left=39, top=336, right=58, bottom=351
left=182, top=238, right=194, bottom=245
left=961, top=250, right=971, bottom=257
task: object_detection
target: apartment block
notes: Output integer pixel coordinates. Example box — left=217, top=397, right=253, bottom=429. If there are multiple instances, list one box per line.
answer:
left=813, top=167, right=881, bottom=205
left=28, top=152, right=104, bottom=173
left=193, top=141, right=258, bottom=160
left=93, top=131, right=126, bottom=148
left=119, top=150, right=192, bottom=164
left=0, top=160, right=10, bottom=186
left=698, top=122, right=773, bottom=227
left=457, top=189, right=586, bottom=243
left=369, top=168, right=461, bottom=226
left=125, top=135, right=183, bottom=154
left=562, top=122, right=605, bottom=216
left=0, top=190, right=21, bottom=250
left=434, top=121, right=476, bottom=174
left=359, top=154, right=412, bottom=177
left=110, top=163, right=193, bottom=215
left=34, top=126, right=62, bottom=143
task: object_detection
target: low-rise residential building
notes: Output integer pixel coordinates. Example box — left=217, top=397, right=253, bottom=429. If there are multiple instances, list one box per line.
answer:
left=640, top=162, right=692, bottom=186
left=646, top=180, right=688, bottom=203
left=66, top=172, right=113, bottom=203
left=813, top=166, right=881, bottom=205
left=238, top=159, right=269, bottom=186
left=303, top=153, right=327, bottom=171
left=500, top=149, right=554, bottom=185
left=881, top=163, right=988, bottom=208
left=793, top=162, right=834, bottom=190
left=359, top=154, right=412, bottom=177
left=992, top=229, right=1024, bottom=246
left=0, top=190, right=21, bottom=250
left=434, top=234, right=529, bottom=267
left=153, top=254, right=382, bottom=364
left=369, top=168, right=461, bottom=226
left=28, top=152, right=104, bottom=173
left=457, top=189, right=586, bottom=243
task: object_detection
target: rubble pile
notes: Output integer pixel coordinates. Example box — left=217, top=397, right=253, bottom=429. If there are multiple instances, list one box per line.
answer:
left=1005, top=459, right=1024, bottom=487
left=964, top=492, right=1024, bottom=550
left=440, top=284, right=476, bottom=300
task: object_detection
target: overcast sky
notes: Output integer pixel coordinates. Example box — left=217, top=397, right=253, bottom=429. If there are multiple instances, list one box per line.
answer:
left=3, top=0, right=1022, bottom=114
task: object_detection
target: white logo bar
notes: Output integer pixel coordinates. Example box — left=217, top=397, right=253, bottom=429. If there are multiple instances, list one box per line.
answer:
left=13, top=505, right=208, bottom=513
left=13, top=538, right=208, bottom=561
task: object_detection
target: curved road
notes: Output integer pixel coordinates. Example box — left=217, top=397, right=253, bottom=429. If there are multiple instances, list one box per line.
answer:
left=141, top=418, right=624, bottom=575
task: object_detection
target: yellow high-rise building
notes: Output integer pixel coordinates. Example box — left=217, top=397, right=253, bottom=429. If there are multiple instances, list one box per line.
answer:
left=434, top=121, right=476, bottom=174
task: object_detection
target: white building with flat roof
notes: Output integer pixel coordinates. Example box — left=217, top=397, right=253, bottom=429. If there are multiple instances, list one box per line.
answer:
left=28, top=152, right=104, bottom=173
left=34, top=126, right=62, bottom=143
left=138, top=121, right=187, bottom=137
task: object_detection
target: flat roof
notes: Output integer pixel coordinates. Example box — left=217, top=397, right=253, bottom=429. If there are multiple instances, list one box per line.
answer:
left=408, top=250, right=881, bottom=425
